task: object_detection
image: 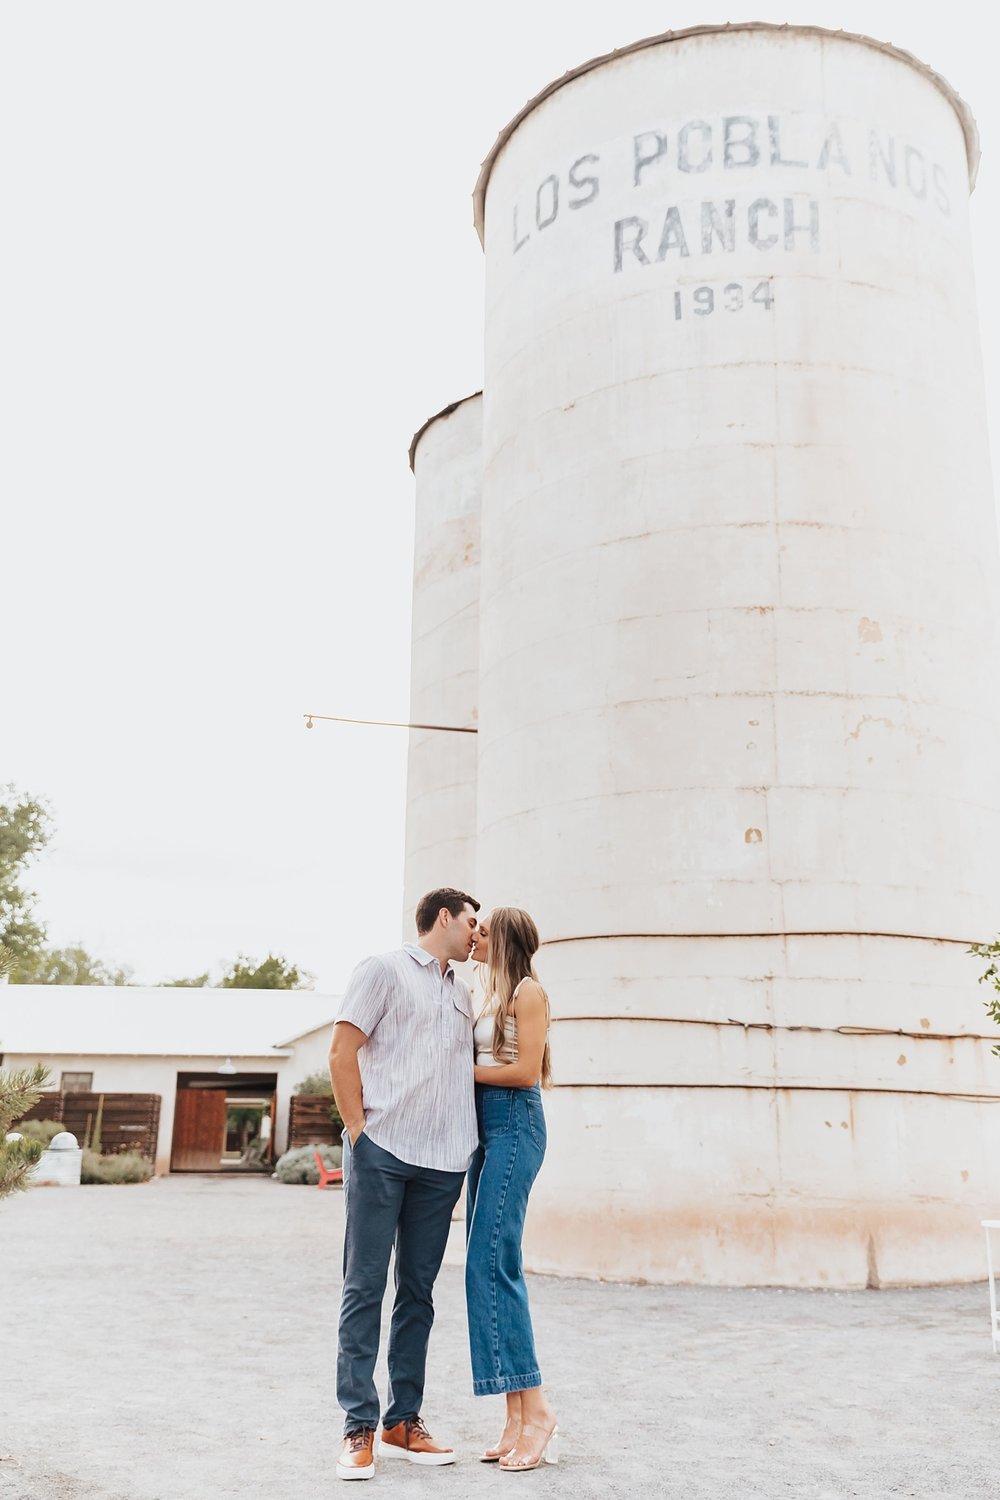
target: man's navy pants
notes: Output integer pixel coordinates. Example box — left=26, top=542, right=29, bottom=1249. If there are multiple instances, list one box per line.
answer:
left=337, top=1131, right=465, bottom=1433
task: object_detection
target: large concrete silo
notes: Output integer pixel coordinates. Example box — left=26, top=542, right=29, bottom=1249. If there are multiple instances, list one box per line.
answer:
left=402, top=394, right=482, bottom=936
left=472, top=25, right=1000, bottom=1285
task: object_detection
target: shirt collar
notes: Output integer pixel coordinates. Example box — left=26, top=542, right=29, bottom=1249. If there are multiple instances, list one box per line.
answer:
left=403, top=942, right=455, bottom=980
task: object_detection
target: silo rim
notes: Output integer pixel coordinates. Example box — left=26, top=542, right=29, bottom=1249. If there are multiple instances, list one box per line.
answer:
left=408, top=390, right=483, bottom=473
left=471, top=21, right=981, bottom=245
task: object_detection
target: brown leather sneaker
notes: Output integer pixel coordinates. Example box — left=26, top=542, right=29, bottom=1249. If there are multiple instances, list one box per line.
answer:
left=379, top=1415, right=456, bottom=1466
left=336, top=1428, right=376, bottom=1481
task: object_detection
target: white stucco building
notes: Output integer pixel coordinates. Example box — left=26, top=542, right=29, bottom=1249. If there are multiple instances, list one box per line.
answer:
left=0, top=987, right=338, bottom=1175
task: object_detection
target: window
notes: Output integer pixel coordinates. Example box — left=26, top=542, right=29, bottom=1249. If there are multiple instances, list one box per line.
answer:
left=60, top=1072, right=93, bottom=1093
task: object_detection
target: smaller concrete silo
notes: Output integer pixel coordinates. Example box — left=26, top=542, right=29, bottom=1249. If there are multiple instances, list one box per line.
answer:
left=402, top=394, right=483, bottom=936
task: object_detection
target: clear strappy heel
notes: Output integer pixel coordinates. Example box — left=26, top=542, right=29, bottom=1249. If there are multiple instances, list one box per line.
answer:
left=498, top=1422, right=559, bottom=1471
left=480, top=1417, right=522, bottom=1463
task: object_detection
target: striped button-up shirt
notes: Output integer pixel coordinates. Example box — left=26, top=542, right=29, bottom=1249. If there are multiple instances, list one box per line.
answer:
left=335, top=942, right=478, bottom=1172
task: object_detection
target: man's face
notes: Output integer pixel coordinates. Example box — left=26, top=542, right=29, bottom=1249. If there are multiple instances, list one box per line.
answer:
left=444, top=902, right=479, bottom=963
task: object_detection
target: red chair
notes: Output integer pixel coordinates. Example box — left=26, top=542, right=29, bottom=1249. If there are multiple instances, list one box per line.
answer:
left=314, top=1149, right=344, bottom=1190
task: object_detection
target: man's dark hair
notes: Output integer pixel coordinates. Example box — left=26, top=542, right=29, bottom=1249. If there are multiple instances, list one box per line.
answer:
left=415, top=887, right=480, bottom=935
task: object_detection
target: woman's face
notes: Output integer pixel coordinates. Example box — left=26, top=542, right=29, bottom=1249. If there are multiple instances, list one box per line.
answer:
left=471, top=911, right=492, bottom=965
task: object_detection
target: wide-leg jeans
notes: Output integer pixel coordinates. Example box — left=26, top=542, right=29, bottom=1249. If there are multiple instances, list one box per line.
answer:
left=337, top=1131, right=464, bottom=1433
left=465, top=1083, right=546, bottom=1395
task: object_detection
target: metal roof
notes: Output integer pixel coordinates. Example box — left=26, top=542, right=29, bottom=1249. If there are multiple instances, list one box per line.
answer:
left=472, top=23, right=981, bottom=245
left=0, top=986, right=337, bottom=1060
left=408, top=391, right=483, bottom=473
left=274, top=1016, right=337, bottom=1050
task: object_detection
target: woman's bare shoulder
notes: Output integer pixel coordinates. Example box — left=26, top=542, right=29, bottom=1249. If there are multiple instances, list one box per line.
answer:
left=513, top=977, right=546, bottom=1009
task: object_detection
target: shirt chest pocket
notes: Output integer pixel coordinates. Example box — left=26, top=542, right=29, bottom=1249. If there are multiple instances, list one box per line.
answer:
left=446, top=989, right=473, bottom=1052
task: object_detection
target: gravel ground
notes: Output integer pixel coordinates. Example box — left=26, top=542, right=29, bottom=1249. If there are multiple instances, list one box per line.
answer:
left=1, top=1175, right=998, bottom=1500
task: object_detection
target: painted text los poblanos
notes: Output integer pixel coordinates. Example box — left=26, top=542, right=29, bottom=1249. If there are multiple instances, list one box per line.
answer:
left=505, top=113, right=952, bottom=273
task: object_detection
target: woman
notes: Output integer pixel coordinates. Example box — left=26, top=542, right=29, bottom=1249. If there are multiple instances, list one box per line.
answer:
left=466, top=906, right=558, bottom=1473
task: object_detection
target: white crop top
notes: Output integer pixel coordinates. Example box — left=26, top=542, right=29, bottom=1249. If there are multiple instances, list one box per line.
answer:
left=474, top=979, right=529, bottom=1067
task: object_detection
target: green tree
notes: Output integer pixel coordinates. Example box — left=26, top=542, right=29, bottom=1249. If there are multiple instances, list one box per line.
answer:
left=0, top=1063, right=50, bottom=1199
left=1, top=788, right=129, bottom=985
left=161, top=956, right=311, bottom=988
left=220, top=954, right=312, bottom=990
left=13, top=944, right=132, bottom=986
left=0, top=785, right=52, bottom=967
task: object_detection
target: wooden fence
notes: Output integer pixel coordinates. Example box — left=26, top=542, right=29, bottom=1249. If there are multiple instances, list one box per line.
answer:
left=22, top=1092, right=161, bottom=1161
left=288, top=1094, right=342, bottom=1149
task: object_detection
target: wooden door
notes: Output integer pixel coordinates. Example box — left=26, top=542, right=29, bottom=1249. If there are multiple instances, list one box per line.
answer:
left=170, top=1089, right=227, bottom=1171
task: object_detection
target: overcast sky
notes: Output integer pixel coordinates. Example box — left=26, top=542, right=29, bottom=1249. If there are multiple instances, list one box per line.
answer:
left=2, top=1, right=996, bottom=993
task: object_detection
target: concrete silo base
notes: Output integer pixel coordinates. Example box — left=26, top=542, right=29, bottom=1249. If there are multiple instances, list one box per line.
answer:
left=525, top=1093, right=1000, bottom=1287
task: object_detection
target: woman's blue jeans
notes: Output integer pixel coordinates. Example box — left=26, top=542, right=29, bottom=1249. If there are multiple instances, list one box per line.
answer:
left=465, top=1083, right=546, bottom=1395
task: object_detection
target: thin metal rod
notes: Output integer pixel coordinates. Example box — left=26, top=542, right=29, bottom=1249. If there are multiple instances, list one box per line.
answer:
left=303, top=712, right=477, bottom=734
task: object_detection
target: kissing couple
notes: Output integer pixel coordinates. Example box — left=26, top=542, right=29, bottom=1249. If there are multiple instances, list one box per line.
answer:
left=328, top=887, right=558, bottom=1479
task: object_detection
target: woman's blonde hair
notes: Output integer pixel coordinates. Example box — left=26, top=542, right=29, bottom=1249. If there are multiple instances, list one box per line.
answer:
left=483, top=906, right=552, bottom=1088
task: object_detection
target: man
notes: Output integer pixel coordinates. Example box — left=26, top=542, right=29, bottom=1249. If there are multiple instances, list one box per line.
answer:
left=329, top=887, right=480, bottom=1481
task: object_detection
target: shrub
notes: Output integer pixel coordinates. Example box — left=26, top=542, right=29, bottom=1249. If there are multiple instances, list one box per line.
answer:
left=15, top=1118, right=65, bottom=1146
left=0, top=1063, right=49, bottom=1199
left=969, top=938, right=1000, bottom=1056
left=273, top=1144, right=342, bottom=1185
left=295, top=1071, right=331, bottom=1095
left=81, top=1150, right=153, bottom=1185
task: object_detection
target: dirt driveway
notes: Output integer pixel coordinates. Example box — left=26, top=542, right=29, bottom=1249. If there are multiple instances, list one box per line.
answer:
left=1, top=1175, right=997, bottom=1499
